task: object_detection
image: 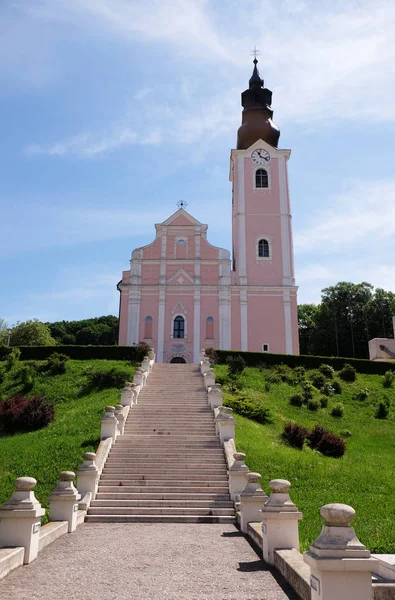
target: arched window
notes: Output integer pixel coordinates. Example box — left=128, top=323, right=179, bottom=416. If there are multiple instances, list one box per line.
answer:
left=176, top=238, right=187, bottom=259
left=144, top=316, right=153, bottom=339
left=173, top=315, right=185, bottom=339
left=255, top=168, right=268, bottom=188
left=258, top=239, right=270, bottom=258
left=206, top=317, right=214, bottom=339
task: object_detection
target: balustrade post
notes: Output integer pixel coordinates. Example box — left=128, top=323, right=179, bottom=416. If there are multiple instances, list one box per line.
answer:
left=215, top=406, right=236, bottom=443
left=100, top=406, right=118, bottom=440
left=49, top=471, right=80, bottom=533
left=239, top=472, right=268, bottom=534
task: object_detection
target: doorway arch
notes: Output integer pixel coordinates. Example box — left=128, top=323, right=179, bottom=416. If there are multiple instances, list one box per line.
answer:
left=170, top=357, right=186, bottom=364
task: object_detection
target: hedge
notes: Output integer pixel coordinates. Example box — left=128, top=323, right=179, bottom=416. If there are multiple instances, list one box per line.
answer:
left=214, top=350, right=395, bottom=375
left=0, top=345, right=140, bottom=362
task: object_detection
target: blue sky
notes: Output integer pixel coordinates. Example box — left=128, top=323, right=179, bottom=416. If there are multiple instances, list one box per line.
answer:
left=2, top=0, right=395, bottom=327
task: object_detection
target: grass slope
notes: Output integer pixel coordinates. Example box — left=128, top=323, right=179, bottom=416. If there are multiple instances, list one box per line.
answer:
left=0, top=359, right=135, bottom=517
left=214, top=364, right=395, bottom=553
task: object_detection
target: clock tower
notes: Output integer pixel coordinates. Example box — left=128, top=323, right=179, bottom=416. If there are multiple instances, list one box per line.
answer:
left=229, top=58, right=299, bottom=354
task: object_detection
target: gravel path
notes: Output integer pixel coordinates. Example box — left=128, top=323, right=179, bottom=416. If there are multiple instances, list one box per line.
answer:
left=0, top=523, right=299, bottom=600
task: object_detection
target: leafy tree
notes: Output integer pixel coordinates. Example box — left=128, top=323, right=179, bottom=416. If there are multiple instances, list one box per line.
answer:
left=10, top=320, right=56, bottom=346
left=48, top=316, right=118, bottom=346
left=298, top=304, right=319, bottom=355
left=0, top=318, right=8, bottom=344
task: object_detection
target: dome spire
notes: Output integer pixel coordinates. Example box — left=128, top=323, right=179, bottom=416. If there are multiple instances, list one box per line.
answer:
left=249, top=58, right=263, bottom=87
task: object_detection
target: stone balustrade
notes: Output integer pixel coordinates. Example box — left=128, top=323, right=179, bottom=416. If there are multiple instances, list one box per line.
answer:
left=203, top=369, right=216, bottom=389
left=77, top=452, right=99, bottom=501
left=239, top=472, right=268, bottom=534
left=100, top=405, right=118, bottom=440
left=114, top=404, right=126, bottom=435
left=207, top=384, right=223, bottom=408
left=49, top=471, right=80, bottom=533
left=200, top=357, right=211, bottom=375
left=215, top=406, right=236, bottom=443
left=229, top=452, right=249, bottom=501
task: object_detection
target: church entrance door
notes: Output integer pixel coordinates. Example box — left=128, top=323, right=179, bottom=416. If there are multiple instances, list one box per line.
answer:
left=170, top=357, right=186, bottom=364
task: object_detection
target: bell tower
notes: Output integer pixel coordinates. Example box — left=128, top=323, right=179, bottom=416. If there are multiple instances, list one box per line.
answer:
left=229, top=58, right=299, bottom=354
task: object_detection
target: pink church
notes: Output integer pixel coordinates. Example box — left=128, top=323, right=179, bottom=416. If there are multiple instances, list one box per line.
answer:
left=117, top=59, right=299, bottom=363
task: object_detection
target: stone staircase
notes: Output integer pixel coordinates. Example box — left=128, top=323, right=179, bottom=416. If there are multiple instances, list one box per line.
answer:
left=86, top=364, right=235, bottom=523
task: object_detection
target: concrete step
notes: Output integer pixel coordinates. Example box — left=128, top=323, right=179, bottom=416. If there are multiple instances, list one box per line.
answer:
left=90, top=499, right=234, bottom=508
left=95, top=492, right=231, bottom=500
left=100, top=474, right=228, bottom=482
left=108, top=450, right=224, bottom=457
left=98, top=483, right=229, bottom=492
left=85, top=515, right=235, bottom=523
left=88, top=506, right=234, bottom=516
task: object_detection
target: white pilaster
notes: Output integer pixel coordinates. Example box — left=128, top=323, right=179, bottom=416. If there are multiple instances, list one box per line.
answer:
left=193, top=289, right=200, bottom=363
left=237, top=155, right=247, bottom=285
left=127, top=288, right=141, bottom=345
left=240, top=289, right=248, bottom=351
left=219, top=288, right=231, bottom=350
left=157, top=289, right=166, bottom=363
left=283, top=290, right=293, bottom=354
left=279, top=156, right=293, bottom=287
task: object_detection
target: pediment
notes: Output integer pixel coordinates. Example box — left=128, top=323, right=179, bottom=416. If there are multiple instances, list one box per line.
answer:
left=161, top=208, right=202, bottom=227
left=167, top=268, right=194, bottom=286
left=171, top=300, right=189, bottom=315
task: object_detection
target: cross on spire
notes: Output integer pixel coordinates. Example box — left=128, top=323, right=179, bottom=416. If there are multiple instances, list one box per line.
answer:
left=177, top=199, right=188, bottom=210
left=250, top=45, right=261, bottom=62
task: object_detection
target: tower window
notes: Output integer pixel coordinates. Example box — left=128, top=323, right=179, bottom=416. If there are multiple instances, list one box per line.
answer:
left=255, top=168, right=268, bottom=188
left=206, top=317, right=214, bottom=339
left=262, top=343, right=269, bottom=352
left=258, top=239, right=270, bottom=258
left=144, top=316, right=153, bottom=339
left=173, top=315, right=185, bottom=339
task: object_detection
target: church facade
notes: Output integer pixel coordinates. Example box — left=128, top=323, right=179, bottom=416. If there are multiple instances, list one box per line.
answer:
left=117, top=59, right=299, bottom=363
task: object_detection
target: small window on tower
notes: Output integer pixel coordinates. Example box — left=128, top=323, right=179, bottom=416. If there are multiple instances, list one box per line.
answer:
left=144, top=316, right=153, bottom=339
left=205, top=317, right=214, bottom=339
left=255, top=168, right=268, bottom=188
left=262, top=343, right=269, bottom=352
left=258, top=239, right=270, bottom=258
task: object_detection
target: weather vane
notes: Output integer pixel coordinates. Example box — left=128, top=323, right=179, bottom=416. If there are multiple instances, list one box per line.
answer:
left=250, top=45, right=261, bottom=60
left=177, top=199, right=188, bottom=210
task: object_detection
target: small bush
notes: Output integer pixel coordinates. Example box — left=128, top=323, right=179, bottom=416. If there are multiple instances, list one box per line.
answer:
left=376, top=396, right=390, bottom=420
left=307, top=398, right=320, bottom=411
left=331, top=403, right=344, bottom=418
left=301, top=380, right=315, bottom=402
left=6, top=348, right=21, bottom=371
left=319, top=364, right=335, bottom=379
left=0, top=395, right=55, bottom=434
left=340, top=429, right=352, bottom=438
left=226, top=396, right=272, bottom=424
left=264, top=381, right=271, bottom=392
left=289, top=393, right=304, bottom=407
left=266, top=373, right=281, bottom=385
left=319, top=396, right=328, bottom=408
left=320, top=382, right=335, bottom=397
left=308, top=425, right=330, bottom=449
left=273, top=364, right=299, bottom=386
left=135, top=340, right=151, bottom=362
left=331, top=380, right=342, bottom=395
left=205, top=347, right=218, bottom=365
left=339, top=364, right=357, bottom=382
left=309, top=371, right=326, bottom=389
left=316, top=432, right=346, bottom=458
left=293, top=366, right=306, bottom=381
left=383, top=371, right=395, bottom=388
left=226, top=355, right=246, bottom=376
left=354, top=388, right=369, bottom=401
left=45, top=352, right=69, bottom=375
left=87, top=366, right=132, bottom=390
left=282, top=423, right=308, bottom=449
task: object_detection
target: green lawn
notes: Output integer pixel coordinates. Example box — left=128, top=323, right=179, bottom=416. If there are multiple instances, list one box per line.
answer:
left=0, top=359, right=136, bottom=516
left=214, top=363, right=395, bottom=553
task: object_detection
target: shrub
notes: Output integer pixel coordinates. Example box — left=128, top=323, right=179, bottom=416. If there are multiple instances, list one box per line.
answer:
left=264, top=381, right=271, bottom=392
left=293, top=366, right=306, bottom=381
left=45, top=352, right=69, bottom=375
left=86, top=366, right=132, bottom=390
left=383, top=371, right=395, bottom=388
left=0, top=395, right=55, bottom=434
left=273, top=364, right=299, bottom=386
left=319, top=396, right=328, bottom=408
left=376, top=396, right=390, bottom=420
left=6, top=348, right=21, bottom=371
left=226, top=396, right=272, bottom=424
left=289, top=393, right=304, bottom=407
left=301, top=381, right=315, bottom=402
left=331, top=380, right=342, bottom=395
left=266, top=373, right=282, bottom=385
left=331, top=403, right=344, bottom=418
left=354, top=388, right=369, bottom=401
left=309, top=371, right=326, bottom=390
left=319, top=364, right=335, bottom=379
left=226, top=355, right=246, bottom=376
left=308, top=425, right=330, bottom=449
left=316, top=432, right=346, bottom=458
left=340, top=429, right=352, bottom=438
left=320, top=382, right=335, bottom=397
left=282, top=423, right=308, bottom=449
left=205, top=347, right=218, bottom=365
left=339, top=364, right=357, bottom=382
left=307, top=398, right=320, bottom=411
left=135, top=341, right=151, bottom=362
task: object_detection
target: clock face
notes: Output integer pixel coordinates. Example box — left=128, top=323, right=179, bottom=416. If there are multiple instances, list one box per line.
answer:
left=251, top=149, right=270, bottom=165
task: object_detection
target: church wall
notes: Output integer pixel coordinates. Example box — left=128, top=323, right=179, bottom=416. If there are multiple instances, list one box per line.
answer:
left=246, top=292, right=287, bottom=354
left=140, top=263, right=161, bottom=284
left=200, top=293, right=220, bottom=349
left=291, top=293, right=300, bottom=354
left=245, top=215, right=283, bottom=285
left=200, top=264, right=221, bottom=285
left=138, top=292, right=159, bottom=346
left=230, top=293, right=241, bottom=350
left=200, top=239, right=221, bottom=260
left=118, top=290, right=129, bottom=346
left=163, top=291, right=195, bottom=363
left=139, top=238, right=161, bottom=259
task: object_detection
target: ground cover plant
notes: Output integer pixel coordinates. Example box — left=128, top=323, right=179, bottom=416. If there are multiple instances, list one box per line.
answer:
left=213, top=361, right=395, bottom=553
left=0, top=357, right=136, bottom=518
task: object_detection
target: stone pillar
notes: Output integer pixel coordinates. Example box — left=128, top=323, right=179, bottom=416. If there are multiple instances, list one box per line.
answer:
left=208, top=384, right=223, bottom=409
left=130, top=382, right=139, bottom=404
left=261, top=479, right=303, bottom=564
left=304, top=504, right=376, bottom=600
left=199, top=349, right=207, bottom=363
left=77, top=452, right=99, bottom=498
left=100, top=406, right=118, bottom=440
left=49, top=471, right=80, bottom=533
left=229, top=452, right=249, bottom=501
left=133, top=368, right=144, bottom=387
left=0, top=477, right=45, bottom=564
left=201, top=358, right=211, bottom=375
left=215, top=406, right=236, bottom=443
left=114, top=404, right=125, bottom=435
left=239, top=472, right=268, bottom=534
left=204, top=369, right=215, bottom=389
left=148, top=348, right=156, bottom=361
left=120, top=384, right=134, bottom=407
left=141, top=356, right=151, bottom=374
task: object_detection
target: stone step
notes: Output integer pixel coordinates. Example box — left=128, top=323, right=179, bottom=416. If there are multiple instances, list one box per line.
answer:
left=98, top=483, right=229, bottom=492
left=95, top=492, right=231, bottom=500
left=85, top=515, right=235, bottom=523
left=100, top=474, right=228, bottom=482
left=88, top=506, right=234, bottom=516
left=105, top=460, right=226, bottom=467
left=90, top=499, right=234, bottom=508
left=109, top=450, right=224, bottom=457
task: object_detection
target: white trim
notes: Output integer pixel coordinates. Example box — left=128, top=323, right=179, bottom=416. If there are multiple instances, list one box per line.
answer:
left=157, top=290, right=165, bottom=363
left=219, top=288, right=231, bottom=349
left=252, top=165, right=271, bottom=191
left=278, top=156, right=292, bottom=286
left=174, top=236, right=189, bottom=259
left=171, top=313, right=187, bottom=340
left=240, top=289, right=248, bottom=351
left=262, top=343, right=269, bottom=352
left=127, top=288, right=141, bottom=345
left=237, top=155, right=247, bottom=285
left=193, top=290, right=200, bottom=363
left=255, top=235, right=272, bottom=262
left=166, top=268, right=194, bottom=285
left=283, top=290, right=293, bottom=354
